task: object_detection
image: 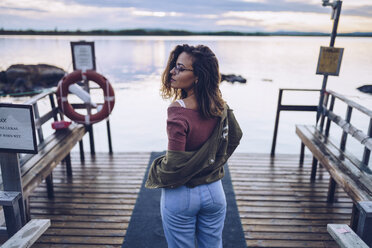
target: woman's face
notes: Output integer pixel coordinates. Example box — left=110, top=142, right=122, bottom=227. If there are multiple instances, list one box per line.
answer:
left=170, top=52, right=198, bottom=93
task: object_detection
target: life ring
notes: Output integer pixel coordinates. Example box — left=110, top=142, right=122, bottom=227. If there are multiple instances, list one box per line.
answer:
left=56, top=70, right=115, bottom=124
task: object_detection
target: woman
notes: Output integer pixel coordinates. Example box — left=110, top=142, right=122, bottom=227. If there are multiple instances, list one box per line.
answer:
left=146, top=44, right=242, bottom=248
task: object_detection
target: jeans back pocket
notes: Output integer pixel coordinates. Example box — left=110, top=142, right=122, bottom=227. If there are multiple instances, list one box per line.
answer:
left=207, top=180, right=226, bottom=208
left=163, top=186, right=190, bottom=214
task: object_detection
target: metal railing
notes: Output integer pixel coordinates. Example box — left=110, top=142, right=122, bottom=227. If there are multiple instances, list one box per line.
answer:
left=319, top=90, right=372, bottom=166
left=24, top=88, right=113, bottom=157
left=271, top=88, right=320, bottom=156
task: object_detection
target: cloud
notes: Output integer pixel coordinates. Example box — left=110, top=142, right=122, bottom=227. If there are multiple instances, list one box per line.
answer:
left=0, top=6, right=47, bottom=12
left=241, top=0, right=267, bottom=2
left=0, top=0, right=184, bottom=30
left=132, top=10, right=182, bottom=17
left=0, top=0, right=371, bottom=32
left=285, top=0, right=371, bottom=7
left=342, top=0, right=372, bottom=7
left=216, top=10, right=372, bottom=32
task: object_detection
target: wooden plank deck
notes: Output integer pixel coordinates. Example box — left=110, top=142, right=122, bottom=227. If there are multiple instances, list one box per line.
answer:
left=28, top=152, right=352, bottom=248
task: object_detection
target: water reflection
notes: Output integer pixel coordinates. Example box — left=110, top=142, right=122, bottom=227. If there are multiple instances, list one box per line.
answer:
left=0, top=36, right=371, bottom=159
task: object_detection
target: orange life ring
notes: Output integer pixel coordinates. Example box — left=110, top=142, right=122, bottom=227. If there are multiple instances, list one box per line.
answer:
left=56, top=70, right=115, bottom=124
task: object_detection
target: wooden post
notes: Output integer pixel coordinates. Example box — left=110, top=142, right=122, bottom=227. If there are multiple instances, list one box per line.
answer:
left=319, top=91, right=329, bottom=133
left=45, top=173, right=54, bottom=199
left=325, top=95, right=336, bottom=138
left=350, top=203, right=360, bottom=230
left=327, top=177, right=337, bottom=203
left=311, top=157, right=318, bottom=182
left=340, top=106, right=353, bottom=151
left=79, top=140, right=85, bottom=163
left=362, top=119, right=371, bottom=166
left=33, top=103, right=44, bottom=144
left=299, top=142, right=305, bottom=166
left=106, top=119, right=113, bottom=154
left=356, top=201, right=372, bottom=246
left=65, top=153, right=72, bottom=176
left=0, top=153, right=26, bottom=227
left=0, top=191, right=22, bottom=237
left=88, top=124, right=96, bottom=155
left=49, top=93, right=59, bottom=121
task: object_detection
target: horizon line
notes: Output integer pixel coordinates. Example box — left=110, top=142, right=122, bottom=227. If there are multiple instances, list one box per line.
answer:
left=1, top=28, right=372, bottom=37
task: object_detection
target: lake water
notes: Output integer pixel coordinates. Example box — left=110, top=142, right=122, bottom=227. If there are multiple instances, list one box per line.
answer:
left=0, top=35, right=371, bottom=161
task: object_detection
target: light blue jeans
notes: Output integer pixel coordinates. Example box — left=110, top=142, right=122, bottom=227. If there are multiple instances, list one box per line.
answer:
left=160, top=180, right=227, bottom=248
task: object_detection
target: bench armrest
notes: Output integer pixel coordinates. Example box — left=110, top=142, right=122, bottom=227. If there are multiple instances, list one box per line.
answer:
left=327, top=224, right=368, bottom=248
left=1, top=219, right=50, bottom=248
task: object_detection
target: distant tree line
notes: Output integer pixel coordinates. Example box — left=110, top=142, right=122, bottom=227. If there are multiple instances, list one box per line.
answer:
left=0, top=28, right=371, bottom=36
left=0, top=28, right=268, bottom=36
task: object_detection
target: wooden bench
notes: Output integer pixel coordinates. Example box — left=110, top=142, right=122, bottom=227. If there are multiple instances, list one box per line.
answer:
left=327, top=224, right=369, bottom=248
left=0, top=219, right=50, bottom=248
left=1, top=89, right=87, bottom=221
left=295, top=90, right=372, bottom=246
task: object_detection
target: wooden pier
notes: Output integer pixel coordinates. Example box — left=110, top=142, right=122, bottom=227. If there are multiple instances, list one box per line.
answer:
left=23, top=151, right=352, bottom=248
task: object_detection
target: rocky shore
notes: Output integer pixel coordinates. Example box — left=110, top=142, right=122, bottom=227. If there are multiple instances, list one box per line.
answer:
left=0, top=64, right=248, bottom=96
left=0, top=64, right=65, bottom=96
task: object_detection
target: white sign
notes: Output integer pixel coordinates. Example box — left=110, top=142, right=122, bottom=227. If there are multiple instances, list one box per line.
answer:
left=0, top=104, right=37, bottom=154
left=71, top=42, right=96, bottom=71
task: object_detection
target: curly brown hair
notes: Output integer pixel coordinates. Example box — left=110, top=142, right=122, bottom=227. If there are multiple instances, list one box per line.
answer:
left=161, top=44, right=224, bottom=119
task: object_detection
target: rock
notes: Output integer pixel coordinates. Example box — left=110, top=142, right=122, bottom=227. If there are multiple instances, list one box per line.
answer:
left=357, top=85, right=372, bottom=94
left=221, top=74, right=246, bottom=84
left=262, top=78, right=273, bottom=82
left=0, top=64, right=65, bottom=96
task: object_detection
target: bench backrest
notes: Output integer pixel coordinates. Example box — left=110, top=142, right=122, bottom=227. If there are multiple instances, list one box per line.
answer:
left=319, top=90, right=372, bottom=169
left=20, top=89, right=62, bottom=165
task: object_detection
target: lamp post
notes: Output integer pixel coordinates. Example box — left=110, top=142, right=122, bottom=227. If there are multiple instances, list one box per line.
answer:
left=316, top=0, right=343, bottom=124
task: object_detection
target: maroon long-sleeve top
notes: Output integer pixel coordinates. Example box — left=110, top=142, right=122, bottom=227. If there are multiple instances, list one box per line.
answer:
left=167, top=107, right=218, bottom=151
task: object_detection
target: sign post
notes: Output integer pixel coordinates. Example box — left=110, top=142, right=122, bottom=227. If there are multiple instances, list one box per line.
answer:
left=69, top=41, right=114, bottom=155
left=316, top=0, right=343, bottom=124
left=0, top=103, right=37, bottom=235
left=71, top=41, right=97, bottom=155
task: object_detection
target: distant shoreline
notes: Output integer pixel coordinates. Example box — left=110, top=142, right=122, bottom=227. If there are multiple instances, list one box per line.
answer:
left=1, top=29, right=372, bottom=37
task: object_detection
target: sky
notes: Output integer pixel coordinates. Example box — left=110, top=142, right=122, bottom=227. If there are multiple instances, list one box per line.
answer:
left=1, top=0, right=372, bottom=33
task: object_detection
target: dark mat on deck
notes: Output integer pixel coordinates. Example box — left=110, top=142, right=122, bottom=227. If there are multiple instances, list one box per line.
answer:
left=122, top=151, right=246, bottom=248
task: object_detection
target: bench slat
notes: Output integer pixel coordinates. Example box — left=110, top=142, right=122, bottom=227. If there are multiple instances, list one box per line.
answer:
left=325, top=110, right=372, bottom=151
left=21, top=127, right=76, bottom=176
left=21, top=125, right=86, bottom=198
left=310, top=128, right=372, bottom=193
left=20, top=124, right=84, bottom=176
left=34, top=108, right=59, bottom=129
left=296, top=125, right=372, bottom=202
left=18, top=132, right=61, bottom=167
left=0, top=219, right=50, bottom=248
left=327, top=224, right=369, bottom=248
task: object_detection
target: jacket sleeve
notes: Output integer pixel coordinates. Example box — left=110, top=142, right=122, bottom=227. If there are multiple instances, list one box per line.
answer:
left=226, top=108, right=243, bottom=156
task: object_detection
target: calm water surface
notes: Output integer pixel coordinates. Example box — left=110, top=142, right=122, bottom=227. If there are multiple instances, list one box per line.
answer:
left=0, top=35, right=371, bottom=160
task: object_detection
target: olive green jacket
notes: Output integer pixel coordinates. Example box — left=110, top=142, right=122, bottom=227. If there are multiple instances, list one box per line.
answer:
left=145, top=104, right=243, bottom=189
